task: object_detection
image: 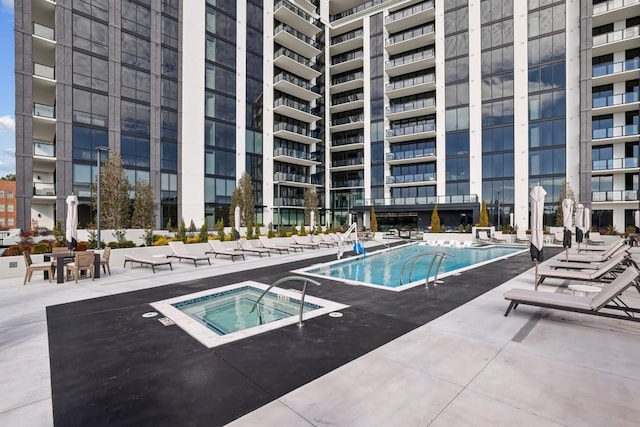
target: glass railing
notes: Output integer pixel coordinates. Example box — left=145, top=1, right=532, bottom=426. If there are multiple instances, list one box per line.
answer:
left=274, top=147, right=313, bottom=160
left=332, top=179, right=364, bottom=187
left=33, top=182, right=56, bottom=196
left=332, top=135, right=364, bottom=146
left=591, top=190, right=638, bottom=202
left=387, top=97, right=435, bottom=113
left=33, top=141, right=55, bottom=157
left=274, top=197, right=305, bottom=207
left=386, top=122, right=435, bottom=137
left=331, top=0, right=386, bottom=21
left=593, top=58, right=640, bottom=77
left=385, top=47, right=434, bottom=68
left=274, top=122, right=319, bottom=138
left=332, top=92, right=364, bottom=105
left=593, top=0, right=640, bottom=15
left=359, top=194, right=478, bottom=206
left=274, top=171, right=310, bottom=183
left=592, top=124, right=639, bottom=139
left=331, top=70, right=364, bottom=86
left=386, top=173, right=435, bottom=184
left=386, top=149, right=434, bottom=161
left=592, top=91, right=639, bottom=108
left=331, top=49, right=363, bottom=65
left=33, top=63, right=55, bottom=79
left=385, top=0, right=434, bottom=23
left=274, top=72, right=320, bottom=93
left=386, top=23, right=434, bottom=46
left=274, top=47, right=319, bottom=70
left=331, top=28, right=364, bottom=45
left=274, top=97, right=312, bottom=113
left=332, top=114, right=364, bottom=126
left=33, top=103, right=55, bottom=119
left=593, top=25, right=640, bottom=47
left=592, top=157, right=638, bottom=170
left=33, top=22, right=55, bottom=41
left=386, top=73, right=435, bottom=91
left=332, top=158, right=364, bottom=167
left=275, top=0, right=316, bottom=23
left=274, top=23, right=320, bottom=49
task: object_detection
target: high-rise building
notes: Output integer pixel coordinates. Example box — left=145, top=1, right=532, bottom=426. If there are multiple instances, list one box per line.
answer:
left=13, top=0, right=640, bottom=234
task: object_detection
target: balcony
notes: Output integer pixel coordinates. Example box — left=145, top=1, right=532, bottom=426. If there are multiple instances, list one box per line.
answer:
left=386, top=97, right=436, bottom=121
left=592, top=157, right=638, bottom=171
left=386, top=73, right=435, bottom=98
left=33, top=141, right=55, bottom=158
left=33, top=63, right=55, bottom=80
left=385, top=23, right=435, bottom=56
left=33, top=22, right=55, bottom=42
left=33, top=182, right=56, bottom=197
left=592, top=58, right=640, bottom=86
left=592, top=25, right=640, bottom=55
left=330, top=50, right=364, bottom=74
left=331, top=158, right=364, bottom=170
left=330, top=92, right=364, bottom=113
left=331, top=114, right=364, bottom=133
left=274, top=171, right=314, bottom=187
left=332, top=179, right=364, bottom=188
left=273, top=122, right=320, bottom=144
left=592, top=124, right=639, bottom=141
left=273, top=72, right=320, bottom=102
left=33, top=103, right=56, bottom=120
left=330, top=70, right=364, bottom=92
left=274, top=0, right=321, bottom=37
left=591, top=190, right=638, bottom=202
left=593, top=0, right=640, bottom=27
left=385, top=0, right=435, bottom=33
left=274, top=23, right=321, bottom=59
left=386, top=173, right=436, bottom=186
left=385, top=48, right=435, bottom=77
left=331, top=135, right=365, bottom=152
left=592, top=91, right=640, bottom=114
left=359, top=194, right=479, bottom=207
left=273, top=97, right=320, bottom=123
left=386, top=123, right=436, bottom=142
left=274, top=197, right=305, bottom=207
left=330, top=0, right=386, bottom=22
left=330, top=28, right=364, bottom=55
left=274, top=47, right=321, bottom=80
left=386, top=149, right=435, bottom=165
left=273, top=147, right=320, bottom=167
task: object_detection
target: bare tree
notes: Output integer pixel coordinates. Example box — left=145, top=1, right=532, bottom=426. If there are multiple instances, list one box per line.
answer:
left=92, top=152, right=131, bottom=229
left=238, top=172, right=256, bottom=226
left=304, top=187, right=319, bottom=225
left=131, top=181, right=156, bottom=229
left=229, top=187, right=241, bottom=227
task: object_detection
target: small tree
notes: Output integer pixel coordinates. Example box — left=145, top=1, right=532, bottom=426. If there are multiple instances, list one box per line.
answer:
left=239, top=172, right=256, bottom=227
left=430, top=205, right=441, bottom=233
left=165, top=218, right=173, bottom=231
left=555, top=181, right=576, bottom=227
left=267, top=222, right=275, bottom=238
left=229, top=188, right=241, bottom=226
left=246, top=220, right=254, bottom=239
left=216, top=218, right=226, bottom=241
left=53, top=219, right=66, bottom=247
left=92, top=152, right=131, bottom=229
left=370, top=207, right=378, bottom=232
left=175, top=219, right=187, bottom=242
left=198, top=222, right=209, bottom=243
left=254, top=224, right=261, bottom=238
left=478, top=200, right=489, bottom=227
left=131, top=181, right=156, bottom=229
left=300, top=224, right=307, bottom=236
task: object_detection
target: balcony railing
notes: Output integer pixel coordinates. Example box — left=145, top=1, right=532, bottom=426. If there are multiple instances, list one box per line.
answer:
left=33, top=22, right=55, bottom=41
left=594, top=0, right=640, bottom=14
left=592, top=124, right=639, bottom=139
left=331, top=70, right=364, bottom=86
left=386, top=23, right=434, bottom=46
left=274, top=72, right=320, bottom=93
left=592, top=157, right=638, bottom=170
left=330, top=28, right=364, bottom=46
left=274, top=47, right=319, bottom=70
left=33, top=182, right=56, bottom=196
left=332, top=114, right=364, bottom=126
left=591, top=190, right=638, bottom=201
left=274, top=122, right=318, bottom=138
left=386, top=173, right=435, bottom=184
left=33, top=103, right=55, bottom=119
left=332, top=179, right=364, bottom=187
left=356, top=194, right=479, bottom=207
left=386, top=123, right=435, bottom=137
left=385, top=47, right=434, bottom=69
left=332, top=158, right=364, bottom=167
left=33, top=141, right=55, bottom=157
left=274, top=197, right=305, bottom=207
left=274, top=22, right=319, bottom=49
left=387, top=73, right=435, bottom=91
left=274, top=96, right=312, bottom=114
left=593, top=58, right=640, bottom=77
left=332, top=92, right=364, bottom=106
left=331, top=0, right=385, bottom=21
left=386, top=149, right=434, bottom=161
left=387, top=97, right=435, bottom=114
left=593, top=25, right=640, bottom=47
left=385, top=0, right=434, bottom=23
left=274, top=147, right=313, bottom=160
left=332, top=135, right=364, bottom=147
left=592, top=91, right=639, bottom=108
left=275, top=0, right=316, bottom=23
left=33, top=63, right=55, bottom=79
left=274, top=171, right=310, bottom=183
left=331, top=49, right=363, bottom=65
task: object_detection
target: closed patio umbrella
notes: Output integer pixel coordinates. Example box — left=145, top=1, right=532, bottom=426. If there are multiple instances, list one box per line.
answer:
left=635, top=210, right=640, bottom=232
left=233, top=206, right=241, bottom=241
left=583, top=207, right=591, bottom=239
left=530, top=186, right=546, bottom=289
left=575, top=204, right=585, bottom=245
left=310, top=210, right=315, bottom=234
left=562, top=198, right=572, bottom=261
left=65, top=194, right=78, bottom=251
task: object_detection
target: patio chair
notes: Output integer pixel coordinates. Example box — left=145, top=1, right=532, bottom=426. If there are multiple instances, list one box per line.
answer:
left=205, top=240, right=245, bottom=261
left=123, top=255, right=173, bottom=273
left=553, top=231, right=564, bottom=245
left=66, top=250, right=95, bottom=283
left=258, top=236, right=295, bottom=254
left=291, top=235, right=320, bottom=249
left=100, top=246, right=112, bottom=275
left=168, top=241, right=212, bottom=267
left=535, top=253, right=628, bottom=287
left=563, top=239, right=628, bottom=263
left=515, top=229, right=529, bottom=244
left=586, top=232, right=605, bottom=246
left=492, top=231, right=508, bottom=243
left=311, top=234, right=336, bottom=248
left=237, top=238, right=271, bottom=257
left=22, top=250, right=54, bottom=285
left=316, top=234, right=339, bottom=247
left=477, top=231, right=491, bottom=242
left=504, top=266, right=640, bottom=322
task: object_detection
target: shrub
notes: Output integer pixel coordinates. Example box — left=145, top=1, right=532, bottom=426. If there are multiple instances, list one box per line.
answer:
left=290, top=225, right=298, bottom=236
left=254, top=224, right=261, bottom=238
left=267, top=222, right=275, bottom=238
left=300, top=225, right=307, bottom=236
left=53, top=219, right=66, bottom=247
left=153, top=236, right=171, bottom=246
left=246, top=221, right=254, bottom=240
left=4, top=245, right=30, bottom=256
left=142, top=229, right=154, bottom=246
left=216, top=218, right=225, bottom=242
left=112, top=229, right=127, bottom=244
left=176, top=219, right=187, bottom=242
left=76, top=241, right=89, bottom=251
left=186, top=236, right=200, bottom=244
left=107, top=242, right=119, bottom=249
left=198, top=222, right=209, bottom=243
left=32, top=243, right=51, bottom=254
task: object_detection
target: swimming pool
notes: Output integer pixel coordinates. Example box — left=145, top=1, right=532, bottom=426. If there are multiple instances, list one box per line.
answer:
left=297, top=243, right=526, bottom=291
left=150, top=281, right=349, bottom=348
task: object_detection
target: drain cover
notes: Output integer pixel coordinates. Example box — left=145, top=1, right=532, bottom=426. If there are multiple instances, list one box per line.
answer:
left=158, top=317, right=175, bottom=326
left=142, top=311, right=158, bottom=318
left=328, top=312, right=343, bottom=318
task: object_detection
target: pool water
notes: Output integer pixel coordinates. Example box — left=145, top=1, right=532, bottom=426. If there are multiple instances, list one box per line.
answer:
left=299, top=243, right=526, bottom=291
left=172, top=287, right=319, bottom=335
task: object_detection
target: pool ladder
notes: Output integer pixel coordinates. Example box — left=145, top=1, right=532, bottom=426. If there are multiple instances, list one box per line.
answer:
left=400, top=252, right=452, bottom=287
left=250, top=276, right=321, bottom=328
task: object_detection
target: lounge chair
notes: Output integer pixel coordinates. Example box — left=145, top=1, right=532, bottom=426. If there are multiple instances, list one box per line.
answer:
left=22, top=250, right=54, bottom=285
left=587, top=232, right=605, bottom=246
left=237, top=238, right=271, bottom=257
left=257, top=236, right=292, bottom=254
left=205, top=240, right=245, bottom=261
left=462, top=240, right=473, bottom=248
left=309, top=235, right=335, bottom=248
left=168, top=241, right=211, bottom=266
left=123, top=255, right=173, bottom=273
left=553, top=231, right=564, bottom=245
left=570, top=237, right=624, bottom=253
left=562, top=239, right=628, bottom=263
left=504, top=266, right=640, bottom=322
left=292, top=235, right=320, bottom=249
left=493, top=231, right=508, bottom=243
left=316, top=234, right=338, bottom=247
left=535, top=253, right=628, bottom=287
left=477, top=231, right=491, bottom=242
left=515, top=230, right=529, bottom=244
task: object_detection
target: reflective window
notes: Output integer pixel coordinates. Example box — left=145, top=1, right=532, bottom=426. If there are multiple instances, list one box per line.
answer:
left=161, top=79, right=178, bottom=110
left=206, top=36, right=236, bottom=64
left=161, top=141, right=177, bottom=171
left=121, top=135, right=150, bottom=168
left=121, top=101, right=150, bottom=135
left=73, top=51, right=108, bottom=92
left=205, top=92, right=236, bottom=122
left=121, top=67, right=150, bottom=102
left=121, top=33, right=150, bottom=69
left=162, top=16, right=179, bottom=49
left=72, top=14, right=108, bottom=56
left=162, top=47, right=178, bottom=78
left=206, top=8, right=236, bottom=41
left=72, top=125, right=107, bottom=161
left=161, top=110, right=178, bottom=140
left=73, top=89, right=108, bottom=127
left=122, top=0, right=151, bottom=38
left=73, top=0, right=109, bottom=22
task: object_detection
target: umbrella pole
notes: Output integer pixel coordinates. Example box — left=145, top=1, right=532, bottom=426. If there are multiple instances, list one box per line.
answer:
left=565, top=248, right=568, bottom=262
left=534, top=260, right=539, bottom=290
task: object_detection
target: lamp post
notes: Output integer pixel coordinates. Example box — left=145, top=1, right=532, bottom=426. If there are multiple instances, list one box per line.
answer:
left=496, top=191, right=501, bottom=229
left=95, top=146, right=109, bottom=250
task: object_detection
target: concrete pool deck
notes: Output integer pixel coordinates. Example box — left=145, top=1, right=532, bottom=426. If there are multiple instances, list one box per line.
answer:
left=1, top=241, right=639, bottom=426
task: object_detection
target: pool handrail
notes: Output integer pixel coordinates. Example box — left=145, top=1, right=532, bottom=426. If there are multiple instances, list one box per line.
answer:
left=249, top=275, right=322, bottom=327
left=400, top=251, right=453, bottom=286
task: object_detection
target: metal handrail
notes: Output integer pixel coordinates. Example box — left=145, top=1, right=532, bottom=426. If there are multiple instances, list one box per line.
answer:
left=249, top=276, right=321, bottom=327
left=400, top=251, right=452, bottom=286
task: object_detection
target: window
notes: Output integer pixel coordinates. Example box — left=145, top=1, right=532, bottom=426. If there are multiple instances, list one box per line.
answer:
left=162, top=47, right=178, bottom=78
left=72, top=14, right=108, bottom=56
left=206, top=36, right=236, bottom=64
left=72, top=126, right=108, bottom=161
left=121, top=135, right=150, bottom=168
left=72, top=51, right=108, bottom=91
left=161, top=79, right=178, bottom=110
left=7, top=204, right=13, bottom=212
left=0, top=204, right=3, bottom=212
left=121, top=101, right=150, bottom=135
left=8, top=218, right=15, bottom=227
left=0, top=190, right=4, bottom=197
left=161, top=141, right=178, bottom=171
left=121, top=67, right=150, bottom=102
left=206, top=63, right=236, bottom=95
left=446, top=107, right=470, bottom=131
left=161, top=110, right=178, bottom=140
left=73, top=89, right=108, bottom=127
left=122, top=0, right=151, bottom=38
left=444, top=33, right=468, bottom=58
left=591, top=175, right=613, bottom=192
left=121, top=33, right=150, bottom=69
left=0, top=218, right=4, bottom=226
left=73, top=0, right=109, bottom=22
left=445, top=7, right=469, bottom=35
left=481, top=19, right=513, bottom=49
left=206, top=8, right=236, bottom=41
left=6, top=191, right=12, bottom=198
left=162, top=16, right=179, bottom=48
left=205, top=92, right=236, bottom=121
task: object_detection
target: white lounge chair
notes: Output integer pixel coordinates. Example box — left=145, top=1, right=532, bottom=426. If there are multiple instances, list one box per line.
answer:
left=205, top=240, right=245, bottom=261
left=237, top=238, right=271, bottom=257
left=492, top=231, right=508, bottom=243
left=258, top=236, right=299, bottom=253
left=292, top=235, right=320, bottom=249
left=477, top=231, right=491, bottom=243
left=587, top=232, right=605, bottom=246
left=535, top=253, right=628, bottom=287
left=168, top=241, right=211, bottom=267
left=124, top=255, right=173, bottom=273
left=515, top=230, right=529, bottom=244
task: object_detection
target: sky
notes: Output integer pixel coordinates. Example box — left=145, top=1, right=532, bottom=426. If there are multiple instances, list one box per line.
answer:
left=0, top=0, right=14, bottom=178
